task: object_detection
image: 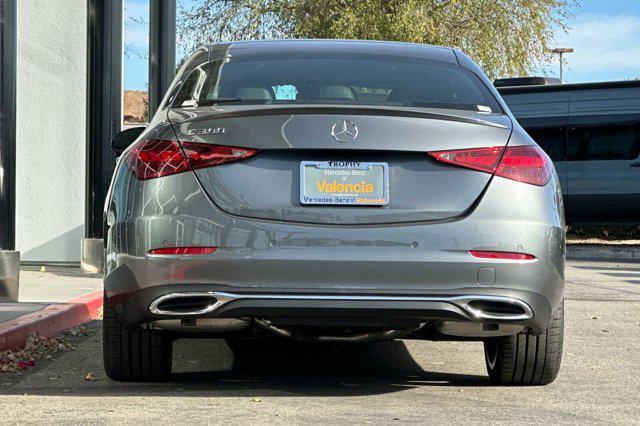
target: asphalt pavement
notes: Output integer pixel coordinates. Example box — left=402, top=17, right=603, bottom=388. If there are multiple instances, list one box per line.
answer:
left=0, top=259, right=639, bottom=424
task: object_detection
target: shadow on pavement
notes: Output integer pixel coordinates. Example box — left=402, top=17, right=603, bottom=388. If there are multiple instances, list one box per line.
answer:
left=171, top=337, right=491, bottom=394
left=1, top=329, right=491, bottom=397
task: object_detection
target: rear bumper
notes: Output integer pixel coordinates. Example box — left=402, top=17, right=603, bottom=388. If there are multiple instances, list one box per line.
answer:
left=104, top=162, right=565, bottom=336
left=115, top=283, right=553, bottom=334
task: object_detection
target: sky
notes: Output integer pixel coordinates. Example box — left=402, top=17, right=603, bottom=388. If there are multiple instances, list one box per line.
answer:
left=124, top=0, right=640, bottom=91
left=123, top=0, right=150, bottom=92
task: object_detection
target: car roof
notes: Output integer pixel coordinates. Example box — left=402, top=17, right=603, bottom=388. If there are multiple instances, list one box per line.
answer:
left=205, top=39, right=459, bottom=65
left=497, top=79, right=640, bottom=94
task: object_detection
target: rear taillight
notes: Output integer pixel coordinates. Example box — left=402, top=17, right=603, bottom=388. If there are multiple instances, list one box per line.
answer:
left=428, top=146, right=503, bottom=174
left=125, top=139, right=258, bottom=180
left=126, top=139, right=190, bottom=180
left=181, top=142, right=258, bottom=170
left=494, top=145, right=553, bottom=186
left=428, top=145, right=552, bottom=186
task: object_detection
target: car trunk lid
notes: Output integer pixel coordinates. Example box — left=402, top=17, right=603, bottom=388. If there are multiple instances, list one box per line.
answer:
left=168, top=105, right=512, bottom=225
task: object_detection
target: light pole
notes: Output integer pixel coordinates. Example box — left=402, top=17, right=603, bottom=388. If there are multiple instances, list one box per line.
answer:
left=149, top=0, right=176, bottom=118
left=552, top=47, right=574, bottom=83
left=0, top=0, right=20, bottom=302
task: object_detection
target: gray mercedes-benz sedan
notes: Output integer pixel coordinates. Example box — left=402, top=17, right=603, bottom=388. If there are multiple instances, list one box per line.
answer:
left=103, top=40, right=565, bottom=385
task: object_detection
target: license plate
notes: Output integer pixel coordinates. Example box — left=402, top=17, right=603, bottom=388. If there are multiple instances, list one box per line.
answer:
left=300, top=161, right=389, bottom=206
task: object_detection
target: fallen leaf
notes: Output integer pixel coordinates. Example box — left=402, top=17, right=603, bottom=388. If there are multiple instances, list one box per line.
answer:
left=1, top=333, right=73, bottom=374
left=85, top=372, right=96, bottom=381
left=251, top=397, right=262, bottom=402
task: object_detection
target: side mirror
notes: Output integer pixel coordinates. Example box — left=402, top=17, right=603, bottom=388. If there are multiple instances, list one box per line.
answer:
left=111, top=127, right=146, bottom=155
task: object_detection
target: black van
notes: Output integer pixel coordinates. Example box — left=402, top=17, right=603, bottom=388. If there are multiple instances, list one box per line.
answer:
left=499, top=80, right=640, bottom=223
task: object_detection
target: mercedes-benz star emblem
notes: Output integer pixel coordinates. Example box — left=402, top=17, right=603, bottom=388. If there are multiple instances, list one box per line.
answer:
left=331, top=120, right=358, bottom=143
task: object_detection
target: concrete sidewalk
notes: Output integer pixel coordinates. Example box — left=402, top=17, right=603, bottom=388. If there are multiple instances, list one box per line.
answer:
left=1, top=266, right=102, bottom=323
left=19, top=266, right=102, bottom=303
left=0, top=266, right=103, bottom=351
left=0, top=303, right=48, bottom=324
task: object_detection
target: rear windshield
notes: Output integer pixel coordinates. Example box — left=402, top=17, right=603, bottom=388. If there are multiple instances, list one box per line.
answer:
left=173, top=53, right=502, bottom=113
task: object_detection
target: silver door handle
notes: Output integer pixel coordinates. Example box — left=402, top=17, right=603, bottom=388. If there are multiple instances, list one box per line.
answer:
left=631, top=162, right=640, bottom=168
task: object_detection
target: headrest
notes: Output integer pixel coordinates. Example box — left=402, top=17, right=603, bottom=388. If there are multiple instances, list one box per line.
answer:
left=319, top=85, right=355, bottom=100
left=235, top=87, right=273, bottom=100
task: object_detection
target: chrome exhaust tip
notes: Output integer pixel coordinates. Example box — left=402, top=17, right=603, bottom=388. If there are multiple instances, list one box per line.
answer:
left=149, top=292, right=224, bottom=316
left=460, top=297, right=533, bottom=321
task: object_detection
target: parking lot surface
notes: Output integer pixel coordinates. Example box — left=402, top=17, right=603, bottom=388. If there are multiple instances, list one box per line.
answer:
left=1, top=259, right=639, bottom=424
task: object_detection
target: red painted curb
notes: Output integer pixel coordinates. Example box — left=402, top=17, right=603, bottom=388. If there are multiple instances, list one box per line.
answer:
left=0, top=290, right=103, bottom=352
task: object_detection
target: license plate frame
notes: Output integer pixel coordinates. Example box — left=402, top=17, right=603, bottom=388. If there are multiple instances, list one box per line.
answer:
left=299, top=161, right=389, bottom=206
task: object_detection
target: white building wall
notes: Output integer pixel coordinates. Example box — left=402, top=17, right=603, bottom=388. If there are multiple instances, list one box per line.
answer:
left=16, top=0, right=87, bottom=262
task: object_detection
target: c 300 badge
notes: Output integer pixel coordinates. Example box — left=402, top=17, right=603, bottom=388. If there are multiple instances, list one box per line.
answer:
left=186, top=127, right=226, bottom=136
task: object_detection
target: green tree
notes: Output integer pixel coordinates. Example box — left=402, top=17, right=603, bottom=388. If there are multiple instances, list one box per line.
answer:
left=177, top=0, right=576, bottom=79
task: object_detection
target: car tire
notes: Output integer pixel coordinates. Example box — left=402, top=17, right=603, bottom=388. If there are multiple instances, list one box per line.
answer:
left=484, top=300, right=564, bottom=386
left=103, top=295, right=173, bottom=381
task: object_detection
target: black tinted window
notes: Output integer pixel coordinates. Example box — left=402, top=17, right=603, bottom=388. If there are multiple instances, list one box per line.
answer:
left=567, top=116, right=640, bottom=161
left=519, top=117, right=567, bottom=162
left=173, top=54, right=502, bottom=113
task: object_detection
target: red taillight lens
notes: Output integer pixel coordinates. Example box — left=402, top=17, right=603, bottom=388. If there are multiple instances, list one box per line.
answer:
left=149, top=246, right=217, bottom=255
left=125, top=139, right=258, bottom=180
left=469, top=250, right=535, bottom=260
left=428, top=145, right=552, bottom=186
left=428, top=146, right=504, bottom=174
left=494, top=145, right=552, bottom=186
left=181, top=142, right=258, bottom=170
left=126, top=139, right=190, bottom=180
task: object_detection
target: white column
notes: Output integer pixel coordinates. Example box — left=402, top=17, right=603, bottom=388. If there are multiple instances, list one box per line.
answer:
left=15, top=0, right=87, bottom=263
